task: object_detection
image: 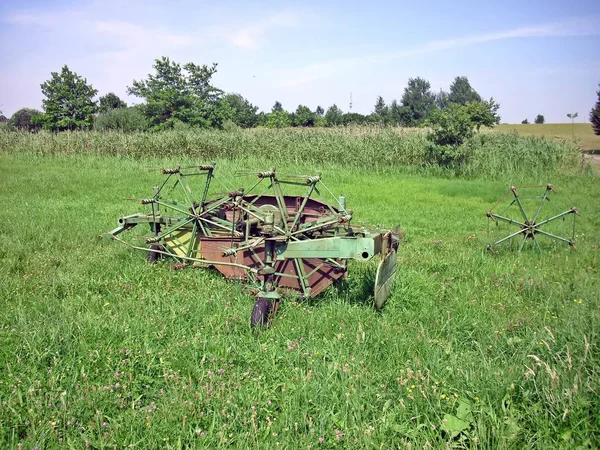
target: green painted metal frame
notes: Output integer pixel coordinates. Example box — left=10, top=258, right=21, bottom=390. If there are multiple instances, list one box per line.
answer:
left=105, top=163, right=401, bottom=305
left=486, top=184, right=579, bottom=253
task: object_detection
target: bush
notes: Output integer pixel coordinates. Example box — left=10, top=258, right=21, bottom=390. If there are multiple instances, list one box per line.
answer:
left=265, top=111, right=291, bottom=128
left=7, top=108, right=43, bottom=132
left=426, top=104, right=475, bottom=165
left=94, top=107, right=148, bottom=132
left=426, top=101, right=501, bottom=166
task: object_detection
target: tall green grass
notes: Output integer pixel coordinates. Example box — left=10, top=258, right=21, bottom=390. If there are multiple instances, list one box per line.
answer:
left=0, top=127, right=583, bottom=180
left=1, top=153, right=599, bottom=448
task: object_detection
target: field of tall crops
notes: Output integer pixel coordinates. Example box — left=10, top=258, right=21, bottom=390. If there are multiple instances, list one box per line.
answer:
left=0, top=127, right=584, bottom=180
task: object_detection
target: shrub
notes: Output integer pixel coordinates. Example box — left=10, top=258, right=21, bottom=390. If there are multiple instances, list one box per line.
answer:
left=7, top=108, right=43, bottom=132
left=94, top=107, right=148, bottom=132
left=426, top=104, right=475, bottom=165
left=265, top=111, right=291, bottom=128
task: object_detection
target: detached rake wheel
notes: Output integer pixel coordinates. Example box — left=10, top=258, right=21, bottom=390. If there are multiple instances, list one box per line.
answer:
left=486, top=184, right=579, bottom=253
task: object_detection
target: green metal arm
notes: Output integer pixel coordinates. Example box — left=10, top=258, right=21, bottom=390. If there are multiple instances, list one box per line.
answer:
left=274, top=236, right=377, bottom=261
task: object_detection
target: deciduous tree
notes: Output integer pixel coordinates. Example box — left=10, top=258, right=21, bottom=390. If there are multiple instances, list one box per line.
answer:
left=324, top=104, right=343, bottom=126
left=94, top=107, right=147, bottom=132
left=426, top=100, right=501, bottom=164
left=8, top=108, right=43, bottom=131
left=127, top=57, right=223, bottom=130
left=292, top=105, right=315, bottom=127
left=435, top=90, right=450, bottom=109
left=219, top=93, right=259, bottom=128
left=99, top=93, right=127, bottom=113
left=39, top=65, right=98, bottom=131
left=265, top=110, right=291, bottom=128
left=465, top=99, right=500, bottom=131
left=534, top=114, right=545, bottom=124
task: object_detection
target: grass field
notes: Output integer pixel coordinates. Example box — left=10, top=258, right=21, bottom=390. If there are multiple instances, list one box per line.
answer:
left=1, top=150, right=599, bottom=448
left=495, top=123, right=600, bottom=152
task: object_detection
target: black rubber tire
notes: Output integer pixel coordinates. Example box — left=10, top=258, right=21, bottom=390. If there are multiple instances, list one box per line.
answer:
left=146, top=244, right=163, bottom=263
left=250, top=297, right=272, bottom=328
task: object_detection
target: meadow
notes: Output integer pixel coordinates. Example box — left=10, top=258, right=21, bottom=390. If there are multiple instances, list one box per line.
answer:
left=495, top=123, right=600, bottom=153
left=0, top=129, right=599, bottom=448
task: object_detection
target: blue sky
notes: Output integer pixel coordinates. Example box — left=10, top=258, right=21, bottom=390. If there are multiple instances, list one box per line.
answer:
left=1, top=0, right=599, bottom=123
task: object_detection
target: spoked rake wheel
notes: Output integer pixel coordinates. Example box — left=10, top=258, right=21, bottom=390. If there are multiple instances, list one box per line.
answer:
left=486, top=184, right=579, bottom=253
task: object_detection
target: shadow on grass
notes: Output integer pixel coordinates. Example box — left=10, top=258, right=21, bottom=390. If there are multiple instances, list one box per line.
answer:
left=303, top=262, right=379, bottom=309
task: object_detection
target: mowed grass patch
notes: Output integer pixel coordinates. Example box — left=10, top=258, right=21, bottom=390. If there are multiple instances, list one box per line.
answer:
left=495, top=123, right=600, bottom=152
left=1, top=154, right=599, bottom=449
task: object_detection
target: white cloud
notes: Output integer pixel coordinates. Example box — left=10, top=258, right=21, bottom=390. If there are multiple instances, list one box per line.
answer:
left=277, top=16, right=600, bottom=88
left=229, top=12, right=299, bottom=50
left=93, top=20, right=193, bottom=48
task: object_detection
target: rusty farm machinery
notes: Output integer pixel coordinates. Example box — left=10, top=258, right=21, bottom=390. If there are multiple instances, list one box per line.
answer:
left=105, top=164, right=402, bottom=327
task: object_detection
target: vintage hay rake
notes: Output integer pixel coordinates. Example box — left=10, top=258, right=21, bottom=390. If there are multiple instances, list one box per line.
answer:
left=105, top=164, right=401, bottom=327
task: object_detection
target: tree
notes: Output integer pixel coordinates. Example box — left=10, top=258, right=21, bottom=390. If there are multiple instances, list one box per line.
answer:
left=591, top=84, right=600, bottom=136
left=271, top=101, right=283, bottom=113
left=127, top=57, right=223, bottom=130
left=400, top=77, right=435, bottom=126
left=0, top=114, right=7, bottom=123
left=341, top=112, right=370, bottom=126
left=39, top=65, right=98, bottom=131
left=435, top=90, right=450, bottom=109
left=426, top=100, right=501, bottom=164
left=389, top=100, right=402, bottom=125
left=292, top=105, right=316, bottom=127
left=219, top=93, right=259, bottom=128
left=324, top=104, right=343, bottom=126
left=374, top=96, right=387, bottom=115
left=534, top=114, right=545, bottom=124
left=265, top=110, right=291, bottom=128
left=7, top=108, right=43, bottom=131
left=98, top=93, right=127, bottom=113
left=448, top=76, right=482, bottom=105
left=465, top=99, right=500, bottom=131
left=94, top=107, right=147, bottom=132
left=373, top=96, right=390, bottom=124
left=426, top=103, right=475, bottom=165
left=315, top=105, right=324, bottom=116
left=521, top=119, right=529, bottom=124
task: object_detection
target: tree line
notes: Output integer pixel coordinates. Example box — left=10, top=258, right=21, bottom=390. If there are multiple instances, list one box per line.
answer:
left=2, top=57, right=499, bottom=132
left=1, top=57, right=598, bottom=140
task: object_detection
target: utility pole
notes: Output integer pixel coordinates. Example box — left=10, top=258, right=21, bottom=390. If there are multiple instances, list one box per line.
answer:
left=349, top=92, right=353, bottom=111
